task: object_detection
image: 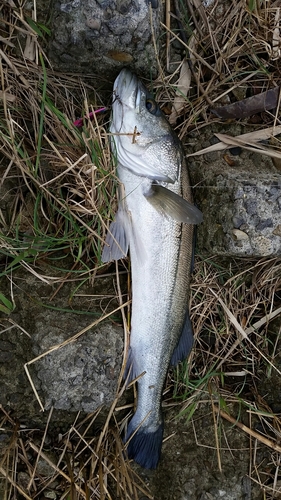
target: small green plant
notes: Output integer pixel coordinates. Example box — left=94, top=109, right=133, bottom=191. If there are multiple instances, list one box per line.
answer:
left=0, top=293, right=15, bottom=315
left=26, top=17, right=51, bottom=37
left=0, top=46, right=116, bottom=283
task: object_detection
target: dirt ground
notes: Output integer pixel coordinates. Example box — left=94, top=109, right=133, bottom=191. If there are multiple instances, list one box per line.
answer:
left=0, top=257, right=280, bottom=499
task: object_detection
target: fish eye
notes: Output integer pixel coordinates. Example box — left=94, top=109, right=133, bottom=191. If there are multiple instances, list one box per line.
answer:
left=145, top=98, right=158, bottom=114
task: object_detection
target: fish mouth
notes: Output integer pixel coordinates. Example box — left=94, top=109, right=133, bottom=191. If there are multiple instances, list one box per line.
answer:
left=113, top=69, right=141, bottom=110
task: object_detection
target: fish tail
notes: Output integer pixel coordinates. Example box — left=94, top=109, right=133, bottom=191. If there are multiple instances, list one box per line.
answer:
left=125, top=417, right=164, bottom=469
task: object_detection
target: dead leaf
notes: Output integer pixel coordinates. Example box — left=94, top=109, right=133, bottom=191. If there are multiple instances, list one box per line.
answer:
left=24, top=34, right=36, bottom=62
left=223, top=154, right=236, bottom=166
left=272, top=7, right=281, bottom=60
left=169, top=59, right=191, bottom=124
left=211, top=87, right=280, bottom=119
left=215, top=132, right=281, bottom=160
left=187, top=125, right=281, bottom=157
left=107, top=51, right=133, bottom=62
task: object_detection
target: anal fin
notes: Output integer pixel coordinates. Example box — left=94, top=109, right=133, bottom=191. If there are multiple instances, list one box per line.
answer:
left=170, top=311, right=194, bottom=366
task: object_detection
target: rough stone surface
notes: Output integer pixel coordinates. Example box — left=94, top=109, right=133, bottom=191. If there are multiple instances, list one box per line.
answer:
left=0, top=269, right=123, bottom=416
left=44, top=0, right=162, bottom=78
left=34, top=317, right=123, bottom=411
left=187, top=124, right=281, bottom=257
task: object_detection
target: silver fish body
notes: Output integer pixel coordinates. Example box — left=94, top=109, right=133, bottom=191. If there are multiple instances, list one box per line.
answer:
left=102, top=69, right=202, bottom=469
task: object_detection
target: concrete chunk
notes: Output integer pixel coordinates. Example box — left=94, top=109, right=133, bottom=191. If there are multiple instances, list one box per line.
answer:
left=188, top=126, right=281, bottom=257
left=46, top=0, right=162, bottom=78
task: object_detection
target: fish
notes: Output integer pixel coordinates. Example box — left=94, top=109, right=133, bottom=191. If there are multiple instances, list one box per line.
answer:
left=102, top=69, right=202, bottom=469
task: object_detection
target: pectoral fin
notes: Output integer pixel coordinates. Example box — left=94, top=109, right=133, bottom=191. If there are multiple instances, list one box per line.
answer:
left=144, top=184, right=203, bottom=224
left=101, top=208, right=130, bottom=262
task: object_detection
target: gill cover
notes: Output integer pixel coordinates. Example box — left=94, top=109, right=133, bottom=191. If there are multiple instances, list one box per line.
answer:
left=110, top=69, right=180, bottom=183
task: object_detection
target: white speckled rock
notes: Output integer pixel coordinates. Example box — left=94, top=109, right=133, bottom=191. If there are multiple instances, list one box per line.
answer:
left=188, top=125, right=281, bottom=257
left=43, top=0, right=162, bottom=78
left=33, top=319, right=123, bottom=412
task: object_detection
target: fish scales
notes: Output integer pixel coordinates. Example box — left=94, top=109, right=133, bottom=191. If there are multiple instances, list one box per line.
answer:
left=102, top=69, right=202, bottom=469
left=118, top=165, right=193, bottom=467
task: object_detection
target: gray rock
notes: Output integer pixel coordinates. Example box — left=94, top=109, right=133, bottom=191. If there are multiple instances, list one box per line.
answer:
left=188, top=125, right=281, bottom=257
left=34, top=318, right=123, bottom=411
left=0, top=268, right=123, bottom=417
left=36, top=453, right=58, bottom=477
left=17, top=472, right=30, bottom=491
left=44, top=491, right=57, bottom=499
left=42, top=0, right=162, bottom=78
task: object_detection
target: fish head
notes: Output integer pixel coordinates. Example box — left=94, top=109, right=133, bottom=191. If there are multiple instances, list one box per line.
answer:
left=110, top=68, right=182, bottom=183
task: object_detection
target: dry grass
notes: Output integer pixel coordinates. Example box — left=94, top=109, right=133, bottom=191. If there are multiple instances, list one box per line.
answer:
left=0, top=0, right=281, bottom=499
left=0, top=403, right=152, bottom=500
left=0, top=3, right=115, bottom=273
left=0, top=61, right=114, bottom=259
left=156, top=0, right=281, bottom=138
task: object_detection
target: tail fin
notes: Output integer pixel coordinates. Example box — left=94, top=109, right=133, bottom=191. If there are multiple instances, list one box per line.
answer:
left=125, top=417, right=164, bottom=469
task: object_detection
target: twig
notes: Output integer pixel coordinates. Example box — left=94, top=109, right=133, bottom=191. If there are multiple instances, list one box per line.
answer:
left=214, top=406, right=281, bottom=454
